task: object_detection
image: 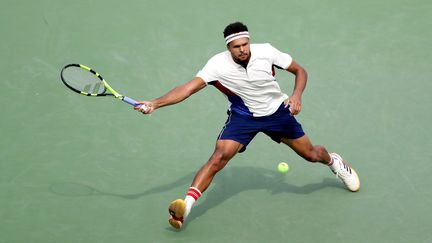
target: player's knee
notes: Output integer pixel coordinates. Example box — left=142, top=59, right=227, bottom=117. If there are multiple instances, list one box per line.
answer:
left=208, top=151, right=229, bottom=172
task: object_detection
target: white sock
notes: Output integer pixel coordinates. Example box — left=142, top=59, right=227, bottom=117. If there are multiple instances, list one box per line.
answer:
left=184, top=187, right=201, bottom=219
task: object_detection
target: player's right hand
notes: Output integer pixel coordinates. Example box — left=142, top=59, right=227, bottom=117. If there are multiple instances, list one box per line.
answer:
left=134, top=101, right=154, bottom=114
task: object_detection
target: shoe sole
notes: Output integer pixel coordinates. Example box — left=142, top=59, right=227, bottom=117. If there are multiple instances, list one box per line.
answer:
left=348, top=167, right=360, bottom=192
left=168, top=199, right=186, bottom=229
left=169, top=216, right=183, bottom=229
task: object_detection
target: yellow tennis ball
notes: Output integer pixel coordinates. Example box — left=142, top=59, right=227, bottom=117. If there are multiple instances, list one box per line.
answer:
left=278, top=162, right=289, bottom=173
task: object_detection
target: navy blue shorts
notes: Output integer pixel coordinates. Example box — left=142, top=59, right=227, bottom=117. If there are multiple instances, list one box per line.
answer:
left=218, top=104, right=305, bottom=152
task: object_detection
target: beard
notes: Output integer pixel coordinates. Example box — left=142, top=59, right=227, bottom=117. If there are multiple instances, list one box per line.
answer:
left=233, top=53, right=251, bottom=68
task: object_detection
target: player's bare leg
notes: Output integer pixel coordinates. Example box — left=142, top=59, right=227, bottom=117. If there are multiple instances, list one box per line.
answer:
left=168, top=139, right=243, bottom=229
left=191, top=139, right=243, bottom=192
left=281, top=135, right=331, bottom=164
left=281, top=135, right=360, bottom=191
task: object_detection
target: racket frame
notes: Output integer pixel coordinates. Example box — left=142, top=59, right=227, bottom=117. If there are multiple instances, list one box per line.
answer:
left=60, top=63, right=139, bottom=106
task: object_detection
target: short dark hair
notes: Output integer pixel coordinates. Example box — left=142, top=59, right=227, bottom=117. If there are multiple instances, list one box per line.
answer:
left=223, top=22, right=248, bottom=38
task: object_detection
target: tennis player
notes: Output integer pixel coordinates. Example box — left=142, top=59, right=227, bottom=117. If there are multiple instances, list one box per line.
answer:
left=135, top=22, right=360, bottom=229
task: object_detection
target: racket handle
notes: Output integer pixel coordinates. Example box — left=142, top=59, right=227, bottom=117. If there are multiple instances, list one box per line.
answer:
left=122, top=96, right=138, bottom=106
left=123, top=96, right=150, bottom=112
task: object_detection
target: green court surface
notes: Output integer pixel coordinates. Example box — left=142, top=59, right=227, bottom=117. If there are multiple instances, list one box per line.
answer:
left=1, top=0, right=431, bottom=242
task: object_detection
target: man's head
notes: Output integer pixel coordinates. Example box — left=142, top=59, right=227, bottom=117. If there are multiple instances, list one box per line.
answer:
left=223, top=22, right=251, bottom=65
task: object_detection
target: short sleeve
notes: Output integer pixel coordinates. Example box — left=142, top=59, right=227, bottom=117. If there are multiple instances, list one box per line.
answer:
left=269, top=44, right=293, bottom=69
left=196, top=58, right=219, bottom=84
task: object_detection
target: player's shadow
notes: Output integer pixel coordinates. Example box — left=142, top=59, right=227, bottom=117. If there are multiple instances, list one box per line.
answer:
left=49, top=174, right=194, bottom=199
left=182, top=166, right=343, bottom=229
left=50, top=165, right=343, bottom=230
left=50, top=165, right=341, bottom=200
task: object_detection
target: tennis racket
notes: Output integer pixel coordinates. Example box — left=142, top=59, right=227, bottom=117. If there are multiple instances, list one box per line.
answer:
left=60, top=64, right=147, bottom=110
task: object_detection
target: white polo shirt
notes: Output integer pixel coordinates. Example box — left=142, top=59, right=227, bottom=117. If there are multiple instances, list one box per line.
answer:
left=196, top=43, right=293, bottom=117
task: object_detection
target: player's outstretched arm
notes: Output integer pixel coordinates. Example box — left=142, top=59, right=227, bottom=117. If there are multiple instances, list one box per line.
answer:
left=135, top=77, right=206, bottom=114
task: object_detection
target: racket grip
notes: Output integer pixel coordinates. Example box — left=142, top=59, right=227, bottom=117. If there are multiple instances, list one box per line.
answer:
left=123, top=96, right=150, bottom=112
left=122, top=96, right=138, bottom=106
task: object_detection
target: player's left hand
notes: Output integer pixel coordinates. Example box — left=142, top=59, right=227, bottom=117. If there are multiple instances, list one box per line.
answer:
left=284, top=96, right=302, bottom=115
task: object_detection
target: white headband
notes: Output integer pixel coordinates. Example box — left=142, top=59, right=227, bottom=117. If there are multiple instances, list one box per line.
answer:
left=224, top=31, right=250, bottom=44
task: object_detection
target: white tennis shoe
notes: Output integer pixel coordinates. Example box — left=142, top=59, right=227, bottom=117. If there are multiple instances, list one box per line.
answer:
left=330, top=153, right=360, bottom=192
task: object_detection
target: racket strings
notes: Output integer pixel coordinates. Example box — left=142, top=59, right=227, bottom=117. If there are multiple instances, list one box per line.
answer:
left=62, top=66, right=106, bottom=95
left=92, top=82, right=102, bottom=93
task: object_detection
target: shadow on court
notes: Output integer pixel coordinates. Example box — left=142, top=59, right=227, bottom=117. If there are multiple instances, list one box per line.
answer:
left=50, top=165, right=343, bottom=229
left=183, top=166, right=343, bottom=229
